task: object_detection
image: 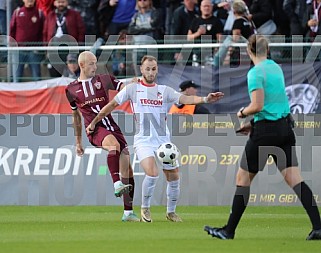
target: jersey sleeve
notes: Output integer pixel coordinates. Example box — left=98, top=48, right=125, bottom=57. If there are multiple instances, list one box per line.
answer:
left=114, top=83, right=134, bottom=105
left=247, top=67, right=264, bottom=94
left=100, top=74, right=123, bottom=91
left=65, top=88, right=77, bottom=110
left=164, top=86, right=181, bottom=104
left=110, top=75, right=123, bottom=91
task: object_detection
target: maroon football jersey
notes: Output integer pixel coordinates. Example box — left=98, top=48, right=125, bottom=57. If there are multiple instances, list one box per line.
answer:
left=65, top=74, right=122, bottom=131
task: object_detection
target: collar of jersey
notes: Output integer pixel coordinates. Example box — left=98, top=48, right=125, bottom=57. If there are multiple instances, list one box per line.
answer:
left=140, top=80, right=156, bottom=87
left=78, top=77, right=93, bottom=83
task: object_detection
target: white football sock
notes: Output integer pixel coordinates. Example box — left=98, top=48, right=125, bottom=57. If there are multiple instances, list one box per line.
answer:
left=124, top=210, right=133, bottom=216
left=166, top=179, right=180, bottom=213
left=141, top=175, right=159, bottom=208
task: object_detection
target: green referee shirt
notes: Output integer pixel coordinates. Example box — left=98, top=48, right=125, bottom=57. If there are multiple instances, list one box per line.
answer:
left=247, top=59, right=290, bottom=122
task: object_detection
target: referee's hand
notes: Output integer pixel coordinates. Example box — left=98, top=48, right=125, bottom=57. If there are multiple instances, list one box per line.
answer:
left=235, top=122, right=251, bottom=135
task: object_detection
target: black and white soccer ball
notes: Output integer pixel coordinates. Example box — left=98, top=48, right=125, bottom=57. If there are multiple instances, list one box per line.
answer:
left=156, top=142, right=180, bottom=165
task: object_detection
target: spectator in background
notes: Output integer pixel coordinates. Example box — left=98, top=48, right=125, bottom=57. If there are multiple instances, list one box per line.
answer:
left=281, top=0, right=308, bottom=63
left=165, top=0, right=181, bottom=34
left=0, top=0, right=6, bottom=35
left=153, top=0, right=167, bottom=33
left=169, top=80, right=210, bottom=114
left=10, top=0, right=45, bottom=82
left=128, top=0, right=164, bottom=75
left=170, top=0, right=199, bottom=65
left=62, top=53, right=80, bottom=79
left=212, top=0, right=229, bottom=26
left=107, top=29, right=135, bottom=77
left=0, top=0, right=6, bottom=64
left=97, top=0, right=116, bottom=39
left=221, top=0, right=254, bottom=67
left=306, top=0, right=321, bottom=39
left=283, top=0, right=309, bottom=36
left=212, top=0, right=254, bottom=67
left=247, top=0, right=273, bottom=33
left=37, top=0, right=55, bottom=16
left=271, top=0, right=290, bottom=37
left=43, top=0, right=85, bottom=43
left=69, top=0, right=100, bottom=36
left=213, top=0, right=235, bottom=34
left=43, top=0, right=85, bottom=77
left=305, top=0, right=321, bottom=62
left=188, top=0, right=223, bottom=65
left=109, top=30, right=127, bottom=77
left=231, top=0, right=254, bottom=40
left=171, top=0, right=199, bottom=35
left=107, top=0, right=136, bottom=36
left=188, top=0, right=223, bottom=42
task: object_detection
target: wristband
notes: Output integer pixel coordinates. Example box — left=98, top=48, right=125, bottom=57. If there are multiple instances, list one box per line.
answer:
left=203, top=96, right=208, bottom=103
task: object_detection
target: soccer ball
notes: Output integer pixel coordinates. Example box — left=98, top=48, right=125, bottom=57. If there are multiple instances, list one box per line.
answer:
left=156, top=142, right=180, bottom=165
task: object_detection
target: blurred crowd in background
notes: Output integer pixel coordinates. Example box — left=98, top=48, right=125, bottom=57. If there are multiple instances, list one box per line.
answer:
left=0, top=0, right=320, bottom=82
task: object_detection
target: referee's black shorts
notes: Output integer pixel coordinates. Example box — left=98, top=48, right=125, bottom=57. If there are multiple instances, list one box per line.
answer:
left=240, top=115, right=298, bottom=173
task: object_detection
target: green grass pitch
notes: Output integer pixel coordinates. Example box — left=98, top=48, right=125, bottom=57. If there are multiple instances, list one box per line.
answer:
left=0, top=206, right=320, bottom=253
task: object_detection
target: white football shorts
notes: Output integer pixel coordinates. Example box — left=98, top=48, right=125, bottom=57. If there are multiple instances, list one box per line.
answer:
left=135, top=146, right=179, bottom=170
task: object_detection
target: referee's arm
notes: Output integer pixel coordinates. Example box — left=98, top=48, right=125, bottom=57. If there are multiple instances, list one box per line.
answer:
left=239, top=89, right=264, bottom=117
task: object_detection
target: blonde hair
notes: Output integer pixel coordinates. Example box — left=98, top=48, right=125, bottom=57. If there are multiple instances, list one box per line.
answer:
left=233, top=0, right=248, bottom=15
left=78, top=51, right=96, bottom=65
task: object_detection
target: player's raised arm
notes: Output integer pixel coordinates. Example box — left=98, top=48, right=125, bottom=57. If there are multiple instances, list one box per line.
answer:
left=72, top=109, right=84, bottom=156
left=179, top=92, right=224, bottom=105
left=86, top=98, right=120, bottom=134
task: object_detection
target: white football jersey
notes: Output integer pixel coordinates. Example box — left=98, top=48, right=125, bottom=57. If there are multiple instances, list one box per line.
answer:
left=115, top=82, right=181, bottom=148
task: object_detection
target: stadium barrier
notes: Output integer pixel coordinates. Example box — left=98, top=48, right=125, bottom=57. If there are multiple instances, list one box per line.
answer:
left=1, top=35, right=321, bottom=81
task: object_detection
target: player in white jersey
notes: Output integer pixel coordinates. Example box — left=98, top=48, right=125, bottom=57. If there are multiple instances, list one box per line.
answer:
left=86, top=55, right=224, bottom=222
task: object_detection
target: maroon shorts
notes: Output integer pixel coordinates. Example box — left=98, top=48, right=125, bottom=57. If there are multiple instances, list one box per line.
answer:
left=87, top=125, right=128, bottom=153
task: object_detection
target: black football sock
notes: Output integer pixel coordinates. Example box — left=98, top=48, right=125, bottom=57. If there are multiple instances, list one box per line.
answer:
left=293, top=182, right=321, bottom=230
left=225, top=185, right=250, bottom=234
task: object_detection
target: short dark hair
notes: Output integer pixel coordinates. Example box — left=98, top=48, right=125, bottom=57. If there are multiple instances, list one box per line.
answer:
left=141, top=55, right=157, bottom=65
left=179, top=80, right=200, bottom=91
left=247, top=35, right=269, bottom=57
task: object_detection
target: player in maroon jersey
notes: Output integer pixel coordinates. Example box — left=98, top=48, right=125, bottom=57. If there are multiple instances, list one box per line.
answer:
left=65, top=51, right=139, bottom=222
